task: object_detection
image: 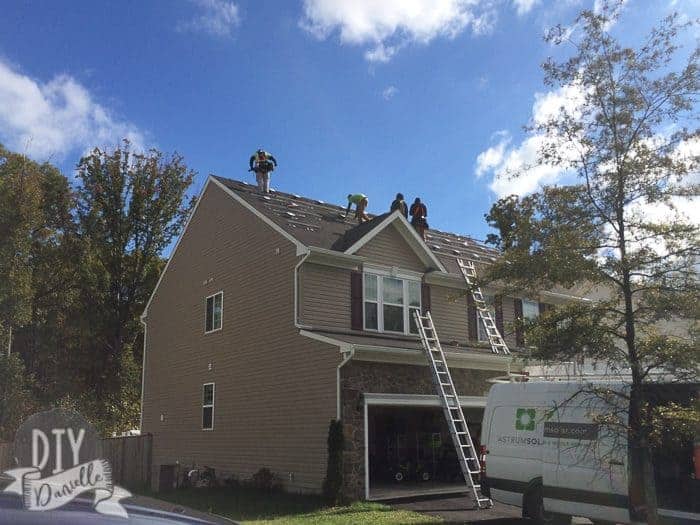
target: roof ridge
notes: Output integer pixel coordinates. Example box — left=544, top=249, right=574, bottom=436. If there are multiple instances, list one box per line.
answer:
left=212, top=175, right=499, bottom=258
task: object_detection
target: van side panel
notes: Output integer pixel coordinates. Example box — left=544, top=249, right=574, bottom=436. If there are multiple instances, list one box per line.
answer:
left=542, top=389, right=629, bottom=523
left=481, top=384, right=545, bottom=508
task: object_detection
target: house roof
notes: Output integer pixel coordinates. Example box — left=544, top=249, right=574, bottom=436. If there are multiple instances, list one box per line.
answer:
left=212, top=176, right=499, bottom=274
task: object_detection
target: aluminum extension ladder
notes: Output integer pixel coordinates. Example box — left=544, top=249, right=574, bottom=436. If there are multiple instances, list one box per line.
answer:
left=413, top=310, right=493, bottom=509
left=457, top=259, right=510, bottom=355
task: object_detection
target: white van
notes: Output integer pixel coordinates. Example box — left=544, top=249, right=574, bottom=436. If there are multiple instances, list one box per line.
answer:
left=480, top=380, right=699, bottom=525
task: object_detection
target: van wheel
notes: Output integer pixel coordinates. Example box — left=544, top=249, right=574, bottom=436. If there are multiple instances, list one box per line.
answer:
left=524, top=486, right=570, bottom=525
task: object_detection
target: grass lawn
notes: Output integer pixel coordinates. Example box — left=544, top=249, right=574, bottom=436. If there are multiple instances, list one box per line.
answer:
left=140, top=486, right=441, bottom=524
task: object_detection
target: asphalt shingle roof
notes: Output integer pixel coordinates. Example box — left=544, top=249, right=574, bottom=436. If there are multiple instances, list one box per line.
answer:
left=214, top=176, right=499, bottom=274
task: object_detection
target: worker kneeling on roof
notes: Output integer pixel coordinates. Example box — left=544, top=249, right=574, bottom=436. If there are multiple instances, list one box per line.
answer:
left=249, top=148, right=277, bottom=193
left=344, top=193, right=369, bottom=223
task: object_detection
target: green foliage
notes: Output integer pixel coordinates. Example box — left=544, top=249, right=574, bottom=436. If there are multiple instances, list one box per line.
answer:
left=250, top=467, right=282, bottom=493
left=322, top=419, right=344, bottom=505
left=0, top=140, right=194, bottom=436
left=484, top=3, right=699, bottom=374
left=482, top=5, right=699, bottom=522
left=74, top=140, right=196, bottom=397
left=0, top=146, right=55, bottom=335
left=0, top=353, right=38, bottom=441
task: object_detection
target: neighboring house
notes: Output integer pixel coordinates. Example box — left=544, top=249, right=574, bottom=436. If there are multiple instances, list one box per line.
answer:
left=140, top=176, right=566, bottom=500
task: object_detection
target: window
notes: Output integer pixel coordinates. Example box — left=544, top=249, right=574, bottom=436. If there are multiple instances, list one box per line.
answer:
left=477, top=295, right=495, bottom=342
left=202, top=383, right=215, bottom=430
left=363, top=273, right=421, bottom=335
left=522, top=299, right=539, bottom=321
left=205, top=292, right=223, bottom=333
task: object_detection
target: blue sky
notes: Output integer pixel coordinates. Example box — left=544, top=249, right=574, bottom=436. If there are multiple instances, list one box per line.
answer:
left=0, top=0, right=697, bottom=243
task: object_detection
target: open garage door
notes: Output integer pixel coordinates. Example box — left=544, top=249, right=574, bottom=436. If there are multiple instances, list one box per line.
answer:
left=367, top=404, right=484, bottom=500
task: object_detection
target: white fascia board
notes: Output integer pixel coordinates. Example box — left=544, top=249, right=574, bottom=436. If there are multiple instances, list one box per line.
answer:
left=299, top=329, right=353, bottom=352
left=305, top=246, right=365, bottom=270
left=424, top=270, right=590, bottom=304
left=343, top=211, right=447, bottom=273
left=540, top=290, right=592, bottom=303
left=141, top=178, right=212, bottom=321
left=364, top=393, right=487, bottom=408
left=352, top=345, right=515, bottom=371
left=209, top=176, right=306, bottom=254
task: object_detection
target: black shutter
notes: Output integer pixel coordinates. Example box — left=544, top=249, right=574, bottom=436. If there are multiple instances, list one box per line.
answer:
left=467, top=294, right=478, bottom=341
left=538, top=302, right=547, bottom=315
left=421, top=283, right=431, bottom=314
left=514, top=298, right=524, bottom=347
left=495, top=295, right=504, bottom=335
left=350, top=271, right=363, bottom=331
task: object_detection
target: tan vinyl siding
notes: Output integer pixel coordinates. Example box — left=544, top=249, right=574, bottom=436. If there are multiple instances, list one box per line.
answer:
left=429, top=285, right=469, bottom=344
left=142, top=182, right=339, bottom=493
left=356, top=225, right=426, bottom=272
left=298, top=263, right=351, bottom=330
left=428, top=285, right=519, bottom=348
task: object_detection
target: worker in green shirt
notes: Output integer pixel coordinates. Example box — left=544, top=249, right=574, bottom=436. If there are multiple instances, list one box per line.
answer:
left=344, top=193, right=369, bottom=223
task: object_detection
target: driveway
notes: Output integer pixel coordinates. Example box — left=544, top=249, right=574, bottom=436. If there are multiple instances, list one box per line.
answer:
left=389, top=494, right=524, bottom=524
left=390, top=494, right=595, bottom=524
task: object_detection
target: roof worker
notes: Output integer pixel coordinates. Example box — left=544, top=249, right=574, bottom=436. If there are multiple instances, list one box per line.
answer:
left=344, top=193, right=369, bottom=223
left=248, top=148, right=278, bottom=193
left=409, top=197, right=429, bottom=239
left=390, top=192, right=408, bottom=219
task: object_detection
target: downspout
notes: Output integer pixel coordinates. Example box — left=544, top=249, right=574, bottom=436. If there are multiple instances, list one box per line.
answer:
left=294, top=247, right=311, bottom=329
left=336, top=347, right=355, bottom=420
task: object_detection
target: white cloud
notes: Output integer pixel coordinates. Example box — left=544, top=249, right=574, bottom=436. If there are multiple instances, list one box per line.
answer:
left=475, top=83, right=585, bottom=197
left=513, top=0, right=540, bottom=16
left=0, top=60, right=145, bottom=161
left=382, top=85, right=399, bottom=100
left=475, top=130, right=510, bottom=177
left=177, top=0, right=240, bottom=38
left=300, top=0, right=517, bottom=63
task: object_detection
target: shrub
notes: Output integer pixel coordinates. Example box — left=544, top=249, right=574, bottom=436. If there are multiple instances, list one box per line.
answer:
left=250, top=467, right=281, bottom=492
left=322, top=419, right=344, bottom=504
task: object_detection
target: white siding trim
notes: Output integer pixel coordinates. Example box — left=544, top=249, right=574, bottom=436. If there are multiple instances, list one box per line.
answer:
left=204, top=291, right=224, bottom=334
left=202, top=382, right=215, bottom=431
left=364, top=393, right=487, bottom=408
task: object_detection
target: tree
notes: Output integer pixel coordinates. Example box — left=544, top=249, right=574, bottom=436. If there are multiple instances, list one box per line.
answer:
left=0, top=146, right=45, bottom=350
left=74, top=141, right=195, bottom=404
left=0, top=353, right=37, bottom=441
left=483, top=5, right=699, bottom=524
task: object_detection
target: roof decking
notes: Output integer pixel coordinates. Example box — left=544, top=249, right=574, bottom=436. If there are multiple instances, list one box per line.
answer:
left=214, top=176, right=499, bottom=274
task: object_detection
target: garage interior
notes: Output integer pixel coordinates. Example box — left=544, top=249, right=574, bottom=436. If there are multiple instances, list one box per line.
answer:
left=367, top=405, right=483, bottom=500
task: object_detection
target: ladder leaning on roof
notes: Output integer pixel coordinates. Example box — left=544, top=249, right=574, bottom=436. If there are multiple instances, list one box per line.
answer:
left=413, top=311, right=493, bottom=509
left=457, top=258, right=510, bottom=355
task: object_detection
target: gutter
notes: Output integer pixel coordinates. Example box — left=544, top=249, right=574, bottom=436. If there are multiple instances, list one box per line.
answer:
left=336, top=348, right=355, bottom=420
left=293, top=247, right=312, bottom=329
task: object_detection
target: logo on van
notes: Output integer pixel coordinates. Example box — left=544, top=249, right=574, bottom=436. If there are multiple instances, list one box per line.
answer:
left=515, top=408, right=536, bottom=431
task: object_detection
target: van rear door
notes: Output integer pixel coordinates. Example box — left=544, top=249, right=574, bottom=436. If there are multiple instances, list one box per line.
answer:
left=541, top=386, right=629, bottom=523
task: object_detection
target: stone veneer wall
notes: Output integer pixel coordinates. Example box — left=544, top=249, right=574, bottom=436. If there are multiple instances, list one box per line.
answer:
left=340, top=360, right=500, bottom=500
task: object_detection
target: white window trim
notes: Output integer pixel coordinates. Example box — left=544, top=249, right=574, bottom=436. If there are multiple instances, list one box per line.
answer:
left=205, top=291, right=224, bottom=334
left=202, top=382, right=215, bottom=431
left=363, top=273, right=421, bottom=336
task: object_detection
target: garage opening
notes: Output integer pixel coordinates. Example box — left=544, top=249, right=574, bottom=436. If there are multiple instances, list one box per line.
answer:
left=367, top=405, right=483, bottom=500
